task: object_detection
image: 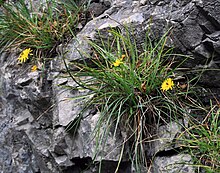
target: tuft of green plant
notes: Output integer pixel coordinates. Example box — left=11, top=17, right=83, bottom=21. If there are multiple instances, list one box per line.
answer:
left=0, top=0, right=83, bottom=51
left=64, top=27, right=198, bottom=171
left=178, top=101, right=220, bottom=173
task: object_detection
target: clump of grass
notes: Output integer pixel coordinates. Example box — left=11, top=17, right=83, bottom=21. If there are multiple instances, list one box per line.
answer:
left=65, top=27, right=198, bottom=171
left=0, top=0, right=83, bottom=51
left=178, top=101, right=220, bottom=172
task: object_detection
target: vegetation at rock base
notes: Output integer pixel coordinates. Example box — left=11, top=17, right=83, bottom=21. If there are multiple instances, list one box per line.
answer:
left=178, top=100, right=220, bottom=173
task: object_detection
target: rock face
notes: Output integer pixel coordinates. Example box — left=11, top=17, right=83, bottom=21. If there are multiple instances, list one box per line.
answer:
left=0, top=0, right=220, bottom=172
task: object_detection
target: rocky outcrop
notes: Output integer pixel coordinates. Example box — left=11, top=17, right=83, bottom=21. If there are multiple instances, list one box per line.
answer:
left=0, top=0, right=219, bottom=172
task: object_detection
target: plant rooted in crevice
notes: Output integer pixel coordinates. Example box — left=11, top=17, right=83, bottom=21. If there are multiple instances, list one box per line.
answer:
left=64, top=27, right=202, bottom=171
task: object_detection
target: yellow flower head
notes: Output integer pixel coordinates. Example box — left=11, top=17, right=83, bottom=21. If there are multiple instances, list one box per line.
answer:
left=161, top=78, right=174, bottom=92
left=113, top=59, right=123, bottom=67
left=31, top=65, right=38, bottom=72
left=18, top=48, right=33, bottom=63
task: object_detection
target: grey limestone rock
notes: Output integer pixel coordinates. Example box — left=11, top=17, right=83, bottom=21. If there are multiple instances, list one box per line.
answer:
left=153, top=154, right=195, bottom=173
left=147, top=120, right=185, bottom=157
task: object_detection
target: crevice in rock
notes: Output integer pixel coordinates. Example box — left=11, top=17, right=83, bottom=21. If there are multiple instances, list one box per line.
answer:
left=97, top=160, right=131, bottom=173
left=154, top=147, right=185, bottom=158
left=196, top=5, right=220, bottom=30
left=63, top=157, right=93, bottom=173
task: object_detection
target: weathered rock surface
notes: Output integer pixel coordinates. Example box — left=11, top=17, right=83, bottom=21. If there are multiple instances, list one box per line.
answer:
left=153, top=154, right=194, bottom=173
left=0, top=0, right=220, bottom=172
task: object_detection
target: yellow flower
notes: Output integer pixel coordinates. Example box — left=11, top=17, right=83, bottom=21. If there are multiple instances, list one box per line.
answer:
left=113, top=59, right=123, bottom=67
left=18, top=48, right=33, bottom=63
left=31, top=65, right=38, bottom=72
left=161, top=78, right=174, bottom=92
